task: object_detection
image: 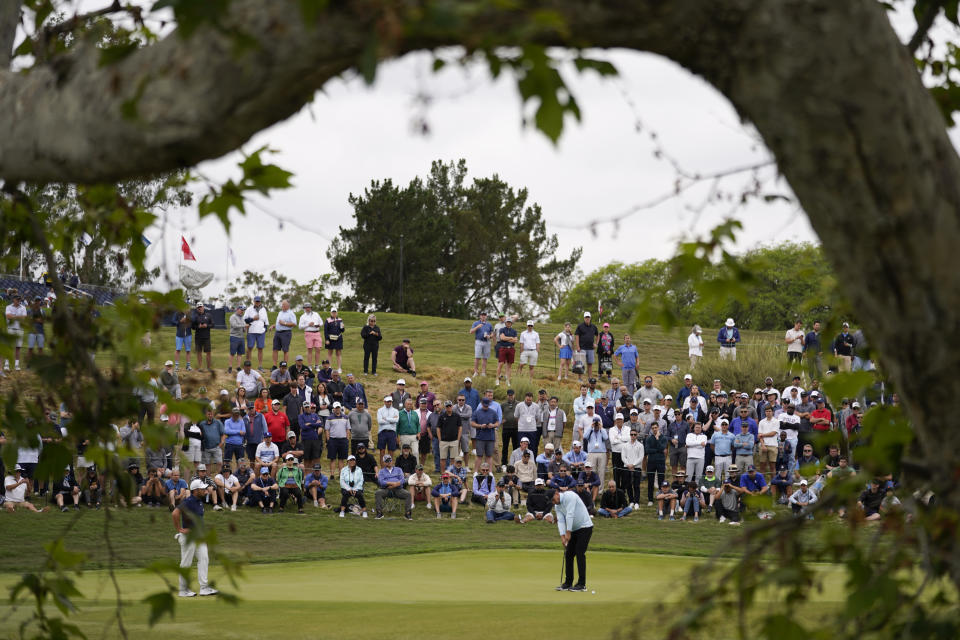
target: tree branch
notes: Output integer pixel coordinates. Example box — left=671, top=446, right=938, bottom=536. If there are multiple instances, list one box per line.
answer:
left=907, top=0, right=943, bottom=54
left=0, top=0, right=20, bottom=69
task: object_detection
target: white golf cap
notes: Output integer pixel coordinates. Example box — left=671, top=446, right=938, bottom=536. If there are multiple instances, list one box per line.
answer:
left=220, top=389, right=229, bottom=396
left=852, top=401, right=861, bottom=408
left=720, top=418, right=730, bottom=425
left=332, top=402, right=342, bottom=408
left=652, top=405, right=662, bottom=411
left=684, top=374, right=692, bottom=380
left=384, top=396, right=393, bottom=402
left=583, top=311, right=591, bottom=317
left=725, top=318, right=735, bottom=327
left=520, top=437, right=530, bottom=443
left=544, top=443, right=555, bottom=450
left=347, top=455, right=356, bottom=461
left=463, top=377, right=472, bottom=383
left=664, top=395, right=673, bottom=400
left=164, top=360, right=174, bottom=366
left=526, top=320, right=534, bottom=326
left=799, top=479, right=808, bottom=485
left=615, top=413, right=625, bottom=421
left=572, top=440, right=581, bottom=447
left=284, top=453, right=295, bottom=460
left=706, top=465, right=715, bottom=471
left=534, top=478, right=545, bottom=485
left=189, top=479, right=205, bottom=491
left=197, top=463, right=207, bottom=471
left=397, top=378, right=406, bottom=385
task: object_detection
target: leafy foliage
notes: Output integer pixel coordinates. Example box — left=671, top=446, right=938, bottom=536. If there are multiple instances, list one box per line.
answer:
left=328, top=159, right=581, bottom=318
left=222, top=270, right=342, bottom=311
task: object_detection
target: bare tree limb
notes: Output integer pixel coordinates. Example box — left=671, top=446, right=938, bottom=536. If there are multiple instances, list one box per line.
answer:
left=0, top=0, right=20, bottom=69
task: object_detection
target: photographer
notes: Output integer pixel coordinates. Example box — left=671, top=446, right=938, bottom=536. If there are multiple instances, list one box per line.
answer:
left=716, top=477, right=745, bottom=525
left=486, top=481, right=516, bottom=522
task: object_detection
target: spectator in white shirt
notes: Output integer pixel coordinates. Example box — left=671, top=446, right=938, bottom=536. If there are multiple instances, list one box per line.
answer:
left=298, top=302, right=324, bottom=369
left=620, top=428, right=645, bottom=509
left=572, top=385, right=592, bottom=421
left=236, top=360, right=264, bottom=397
left=784, top=320, right=805, bottom=366
left=4, top=292, right=27, bottom=371
left=687, top=324, right=704, bottom=370
left=517, top=321, right=541, bottom=380
left=243, top=297, right=270, bottom=370
left=684, top=423, right=707, bottom=483
left=757, top=406, right=781, bottom=476
left=608, top=414, right=631, bottom=492
left=682, top=386, right=708, bottom=413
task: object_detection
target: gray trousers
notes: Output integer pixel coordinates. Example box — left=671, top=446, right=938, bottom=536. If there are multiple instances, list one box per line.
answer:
left=375, top=487, right=411, bottom=513
left=685, top=458, right=704, bottom=483
left=714, top=455, right=732, bottom=482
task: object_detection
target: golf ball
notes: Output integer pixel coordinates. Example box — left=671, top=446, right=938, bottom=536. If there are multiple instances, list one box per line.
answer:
left=591, top=590, right=596, bottom=595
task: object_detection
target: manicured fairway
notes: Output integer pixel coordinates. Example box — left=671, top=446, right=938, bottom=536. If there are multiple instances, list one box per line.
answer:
left=0, top=550, right=844, bottom=639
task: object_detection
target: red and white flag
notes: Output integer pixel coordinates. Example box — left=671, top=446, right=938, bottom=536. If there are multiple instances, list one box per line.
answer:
left=597, top=299, right=603, bottom=319
left=181, top=236, right=197, bottom=261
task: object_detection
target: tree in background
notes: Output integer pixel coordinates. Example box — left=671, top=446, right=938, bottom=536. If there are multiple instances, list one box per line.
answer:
left=553, top=243, right=837, bottom=330
left=223, top=270, right=341, bottom=311
left=328, top=159, right=581, bottom=318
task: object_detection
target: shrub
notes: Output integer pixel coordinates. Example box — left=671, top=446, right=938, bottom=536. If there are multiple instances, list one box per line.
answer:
left=687, top=341, right=797, bottom=394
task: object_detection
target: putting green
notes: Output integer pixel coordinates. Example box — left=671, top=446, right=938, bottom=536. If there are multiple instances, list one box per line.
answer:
left=0, top=550, right=844, bottom=639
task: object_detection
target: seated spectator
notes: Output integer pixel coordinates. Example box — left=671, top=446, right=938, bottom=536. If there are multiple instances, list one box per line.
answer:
left=771, top=466, right=794, bottom=503
left=574, top=480, right=596, bottom=516
left=192, top=464, right=221, bottom=510
left=655, top=481, right=678, bottom=520
left=577, top=462, right=602, bottom=501
left=140, top=467, right=166, bottom=507
left=276, top=454, right=305, bottom=514
left=858, top=479, right=885, bottom=521
left=278, top=430, right=304, bottom=464
left=3, top=465, right=47, bottom=513
left=251, top=466, right=278, bottom=513
left=432, top=472, right=459, bottom=519
left=562, top=441, right=587, bottom=474
left=396, top=443, right=418, bottom=475
left=880, top=487, right=901, bottom=516
left=597, top=480, right=632, bottom=518
left=165, top=468, right=189, bottom=507
left=160, top=360, right=182, bottom=400
left=233, top=459, right=255, bottom=507
left=715, top=478, right=745, bottom=525
left=316, top=360, right=334, bottom=383
left=304, top=463, right=329, bottom=509
left=82, top=466, right=102, bottom=508
left=354, top=443, right=378, bottom=485
left=338, top=455, right=368, bottom=518
left=509, top=437, right=533, bottom=465
left=255, top=432, right=280, bottom=476
left=408, top=464, right=433, bottom=508
left=500, top=465, right=520, bottom=505
left=680, top=482, right=705, bottom=521
left=125, top=462, right=145, bottom=506
left=53, top=466, right=80, bottom=511
left=471, top=463, right=496, bottom=505
left=375, top=455, right=411, bottom=519
left=520, top=481, right=555, bottom=524
left=699, top=465, right=721, bottom=512
left=789, top=479, right=818, bottom=517
left=391, top=339, right=416, bottom=377
left=515, top=450, right=538, bottom=494
left=739, top=465, right=770, bottom=501
left=269, top=361, right=293, bottom=399
left=217, top=464, right=242, bottom=511
left=549, top=465, right=576, bottom=492
left=446, top=457, right=469, bottom=503
left=485, top=482, right=516, bottom=522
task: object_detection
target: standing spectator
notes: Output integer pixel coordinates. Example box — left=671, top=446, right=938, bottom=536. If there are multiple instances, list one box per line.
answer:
left=472, top=398, right=500, bottom=472
left=470, top=311, right=494, bottom=377
left=416, top=381, right=436, bottom=408
left=173, top=303, right=193, bottom=371
left=634, top=376, right=664, bottom=408
left=3, top=292, right=27, bottom=371
left=458, top=377, right=480, bottom=411
left=833, top=322, right=855, bottom=372
left=709, top=419, right=735, bottom=481
left=272, top=299, right=297, bottom=368
left=227, top=305, right=247, bottom=373
left=515, top=392, right=542, bottom=455
left=596, top=323, right=615, bottom=380
left=391, top=339, right=416, bottom=377
left=517, top=320, right=540, bottom=380
left=757, top=406, right=781, bottom=476
left=375, top=455, right=412, bottom=519
left=717, top=318, right=741, bottom=360
left=733, top=421, right=756, bottom=470
left=326, top=370, right=346, bottom=406
left=376, top=396, right=399, bottom=463
left=348, top=399, right=371, bottom=454
left=343, top=373, right=366, bottom=410
left=243, top=296, right=269, bottom=371
left=198, top=408, right=225, bottom=475
left=852, top=329, right=873, bottom=372
left=299, top=401, right=325, bottom=470
left=803, top=320, right=823, bottom=379
left=264, top=399, right=291, bottom=449
left=160, top=360, right=182, bottom=400
left=325, top=402, right=351, bottom=476
left=396, top=397, right=420, bottom=456
left=684, top=422, right=707, bottom=483
left=244, top=403, right=267, bottom=462
left=810, top=396, right=833, bottom=436
left=191, top=302, right=214, bottom=372
left=613, top=335, right=640, bottom=393
left=554, top=322, right=575, bottom=381
left=298, top=302, right=323, bottom=369
left=360, top=314, right=382, bottom=375
left=645, top=422, right=669, bottom=507
left=222, top=408, right=246, bottom=467
left=437, top=400, right=463, bottom=471
left=338, top=455, right=367, bottom=518
left=494, top=318, right=518, bottom=386
left=583, top=417, right=609, bottom=480
left=608, top=413, right=631, bottom=491
left=26, top=296, right=45, bottom=360
left=573, top=312, right=600, bottom=382
left=597, top=480, right=632, bottom=518
left=541, top=396, right=566, bottom=451
left=667, top=413, right=690, bottom=477
left=687, top=325, right=704, bottom=370
left=323, top=307, right=345, bottom=372
left=784, top=319, right=805, bottom=367
left=500, top=390, right=519, bottom=468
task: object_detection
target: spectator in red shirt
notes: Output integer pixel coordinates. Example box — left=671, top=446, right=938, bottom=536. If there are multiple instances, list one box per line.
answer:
left=844, top=401, right=863, bottom=434
left=265, top=399, right=291, bottom=445
left=810, top=397, right=832, bottom=432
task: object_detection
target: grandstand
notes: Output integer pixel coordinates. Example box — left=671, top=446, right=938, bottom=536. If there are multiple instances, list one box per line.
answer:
left=0, top=274, right=124, bottom=305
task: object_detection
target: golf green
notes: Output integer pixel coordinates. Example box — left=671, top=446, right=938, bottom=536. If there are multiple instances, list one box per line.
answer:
left=0, top=550, right=845, bottom=639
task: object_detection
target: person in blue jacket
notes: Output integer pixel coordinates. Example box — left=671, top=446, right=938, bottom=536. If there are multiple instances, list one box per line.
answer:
left=717, top=318, right=741, bottom=360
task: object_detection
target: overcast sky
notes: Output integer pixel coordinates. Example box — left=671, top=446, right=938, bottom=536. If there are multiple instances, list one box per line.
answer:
left=146, top=10, right=929, bottom=301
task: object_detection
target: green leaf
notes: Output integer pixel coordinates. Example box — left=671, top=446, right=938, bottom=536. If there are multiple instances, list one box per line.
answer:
left=299, top=0, right=329, bottom=24
left=821, top=371, right=875, bottom=401
left=143, top=591, right=176, bottom=626
left=761, top=614, right=808, bottom=640
left=99, top=42, right=140, bottom=67
left=573, top=57, right=618, bottom=76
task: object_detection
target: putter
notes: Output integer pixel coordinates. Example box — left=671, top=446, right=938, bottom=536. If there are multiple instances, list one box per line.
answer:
left=557, top=548, right=566, bottom=591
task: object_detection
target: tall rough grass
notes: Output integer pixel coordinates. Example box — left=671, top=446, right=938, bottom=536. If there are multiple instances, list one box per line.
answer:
left=686, top=341, right=798, bottom=393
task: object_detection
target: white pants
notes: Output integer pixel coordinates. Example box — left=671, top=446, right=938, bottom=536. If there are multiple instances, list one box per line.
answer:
left=177, top=533, right=209, bottom=591
left=685, top=458, right=704, bottom=483
left=719, top=347, right=737, bottom=361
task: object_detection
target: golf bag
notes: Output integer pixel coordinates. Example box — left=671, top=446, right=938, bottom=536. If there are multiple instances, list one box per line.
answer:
left=571, top=351, right=586, bottom=375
